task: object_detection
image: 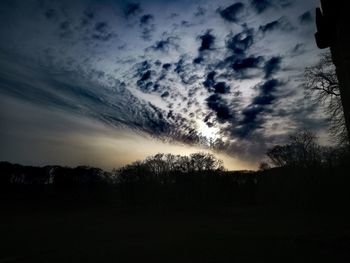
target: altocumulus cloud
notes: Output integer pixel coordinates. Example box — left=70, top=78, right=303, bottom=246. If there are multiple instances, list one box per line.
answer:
left=0, top=0, right=328, bottom=166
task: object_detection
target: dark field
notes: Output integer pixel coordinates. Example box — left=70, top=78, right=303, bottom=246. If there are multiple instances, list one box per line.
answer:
left=1, top=203, right=350, bottom=263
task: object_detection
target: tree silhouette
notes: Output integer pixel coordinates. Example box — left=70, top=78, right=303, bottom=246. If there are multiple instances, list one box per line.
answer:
left=304, top=52, right=348, bottom=144
left=266, top=130, right=321, bottom=168
left=188, top=152, right=224, bottom=172
left=114, top=152, right=225, bottom=183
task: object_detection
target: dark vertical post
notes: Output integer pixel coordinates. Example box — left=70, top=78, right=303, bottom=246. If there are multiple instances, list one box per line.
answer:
left=315, top=0, right=350, bottom=142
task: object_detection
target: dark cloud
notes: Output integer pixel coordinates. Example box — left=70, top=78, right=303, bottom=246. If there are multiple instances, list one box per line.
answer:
left=148, top=37, right=178, bottom=52
left=95, top=22, right=107, bottom=32
left=198, top=30, right=215, bottom=52
left=226, top=28, right=254, bottom=55
left=133, top=60, right=155, bottom=91
left=259, top=19, right=280, bottom=33
left=218, top=2, right=245, bottom=23
left=193, top=30, right=216, bottom=64
left=153, top=83, right=161, bottom=91
left=81, top=10, right=94, bottom=26
left=216, top=54, right=264, bottom=79
left=259, top=17, right=294, bottom=34
left=206, top=94, right=234, bottom=123
left=92, top=22, right=113, bottom=41
left=139, top=15, right=155, bottom=40
left=213, top=82, right=230, bottom=94
left=139, top=70, right=152, bottom=82
left=161, top=91, right=169, bottom=98
left=151, top=40, right=169, bottom=51
left=174, top=57, right=185, bottom=75
left=137, top=103, right=172, bottom=134
left=250, top=0, right=273, bottom=13
left=204, top=113, right=213, bottom=123
left=173, top=57, right=199, bottom=85
left=136, top=69, right=155, bottom=92
left=124, top=2, right=142, bottom=17
left=203, top=71, right=216, bottom=89
left=167, top=110, right=175, bottom=120
left=59, top=21, right=72, bottom=38
left=135, top=60, right=152, bottom=74
left=298, top=11, right=313, bottom=25
left=232, top=56, right=263, bottom=72
left=263, top=56, right=282, bottom=78
left=181, top=75, right=200, bottom=85
left=140, top=14, right=154, bottom=26
left=162, top=63, right=172, bottom=70
left=203, top=71, right=230, bottom=94
left=181, top=21, right=192, bottom=28
left=44, top=8, right=56, bottom=20
left=233, top=106, right=266, bottom=138
left=252, top=79, right=280, bottom=105
left=193, top=57, right=204, bottom=64
left=232, top=79, right=281, bottom=138
left=136, top=80, right=153, bottom=91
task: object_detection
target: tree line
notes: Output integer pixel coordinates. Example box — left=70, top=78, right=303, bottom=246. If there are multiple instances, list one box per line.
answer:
left=260, top=130, right=349, bottom=170
left=1, top=142, right=349, bottom=209
left=0, top=153, right=259, bottom=206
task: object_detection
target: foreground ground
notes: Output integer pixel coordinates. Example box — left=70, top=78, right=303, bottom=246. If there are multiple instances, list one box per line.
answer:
left=1, top=203, right=350, bottom=263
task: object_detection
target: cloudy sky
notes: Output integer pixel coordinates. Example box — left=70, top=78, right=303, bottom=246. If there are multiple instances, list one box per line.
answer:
left=0, top=0, right=328, bottom=170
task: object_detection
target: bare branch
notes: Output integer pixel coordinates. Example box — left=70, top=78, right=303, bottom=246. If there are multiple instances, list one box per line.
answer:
left=304, top=51, right=348, bottom=145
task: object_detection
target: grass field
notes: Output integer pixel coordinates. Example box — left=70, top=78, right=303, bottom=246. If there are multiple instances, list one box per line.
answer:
left=1, top=203, right=350, bottom=263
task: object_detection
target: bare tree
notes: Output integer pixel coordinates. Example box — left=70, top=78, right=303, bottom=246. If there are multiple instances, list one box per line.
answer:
left=114, top=152, right=225, bottom=184
left=266, top=144, right=294, bottom=168
left=189, top=152, right=224, bottom=172
left=266, top=130, right=321, bottom=168
left=304, top=51, right=348, bottom=145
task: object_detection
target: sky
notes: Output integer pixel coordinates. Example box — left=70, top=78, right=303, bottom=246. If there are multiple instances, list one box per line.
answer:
left=0, top=0, right=329, bottom=171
